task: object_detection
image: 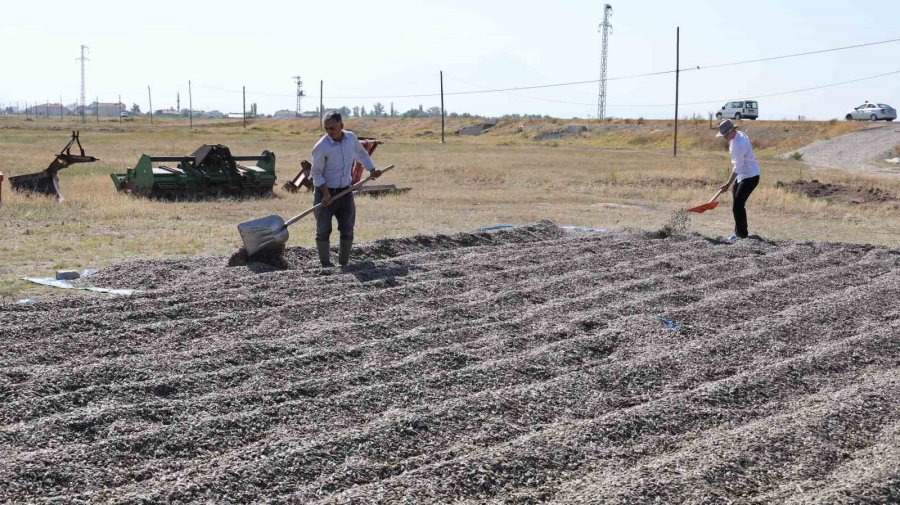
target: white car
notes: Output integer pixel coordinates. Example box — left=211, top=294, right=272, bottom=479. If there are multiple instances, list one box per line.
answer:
left=716, top=100, right=758, bottom=120
left=845, top=102, right=895, bottom=121
left=120, top=111, right=130, bottom=118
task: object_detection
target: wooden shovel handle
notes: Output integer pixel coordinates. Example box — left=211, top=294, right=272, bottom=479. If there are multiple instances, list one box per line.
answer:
left=708, top=187, right=726, bottom=203
left=283, top=164, right=395, bottom=228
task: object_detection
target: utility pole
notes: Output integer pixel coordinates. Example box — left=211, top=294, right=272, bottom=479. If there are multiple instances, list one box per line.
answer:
left=293, top=75, right=305, bottom=117
left=148, top=86, right=153, bottom=125
left=95, top=96, right=99, bottom=123
left=674, top=27, right=680, bottom=157
left=188, top=80, right=193, bottom=129
left=597, top=4, right=612, bottom=120
left=77, top=45, right=89, bottom=124
left=242, top=86, right=246, bottom=129
left=118, top=94, right=122, bottom=123
left=440, top=70, right=445, bottom=143
left=319, top=80, right=324, bottom=125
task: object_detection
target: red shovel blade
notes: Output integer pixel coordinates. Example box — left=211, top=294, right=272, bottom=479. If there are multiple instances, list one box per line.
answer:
left=687, top=200, right=720, bottom=213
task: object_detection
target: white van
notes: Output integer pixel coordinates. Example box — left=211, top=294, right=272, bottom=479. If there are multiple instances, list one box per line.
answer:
left=716, top=100, right=758, bottom=120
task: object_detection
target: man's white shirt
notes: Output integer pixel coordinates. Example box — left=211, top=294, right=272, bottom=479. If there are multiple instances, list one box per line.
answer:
left=311, top=130, right=376, bottom=188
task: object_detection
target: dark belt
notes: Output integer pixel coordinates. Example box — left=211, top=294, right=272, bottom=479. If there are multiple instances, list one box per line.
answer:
left=326, top=186, right=350, bottom=192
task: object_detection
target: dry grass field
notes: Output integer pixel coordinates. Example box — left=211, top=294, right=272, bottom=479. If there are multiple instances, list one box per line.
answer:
left=1, top=116, right=898, bottom=301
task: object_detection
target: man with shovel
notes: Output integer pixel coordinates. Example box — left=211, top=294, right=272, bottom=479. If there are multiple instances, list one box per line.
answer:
left=311, top=111, right=382, bottom=267
left=716, top=119, right=760, bottom=241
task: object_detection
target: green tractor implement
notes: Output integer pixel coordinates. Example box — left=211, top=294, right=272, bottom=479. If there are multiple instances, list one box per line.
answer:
left=111, top=144, right=276, bottom=198
left=9, top=131, right=98, bottom=202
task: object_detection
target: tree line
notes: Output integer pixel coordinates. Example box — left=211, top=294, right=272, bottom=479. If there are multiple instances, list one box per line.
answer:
left=324, top=102, right=475, bottom=119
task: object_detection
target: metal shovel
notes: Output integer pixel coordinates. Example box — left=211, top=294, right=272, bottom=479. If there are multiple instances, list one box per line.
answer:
left=238, top=164, right=395, bottom=257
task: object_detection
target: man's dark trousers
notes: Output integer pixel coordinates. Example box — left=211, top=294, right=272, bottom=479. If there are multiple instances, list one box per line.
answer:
left=314, top=186, right=355, bottom=243
left=732, top=175, right=759, bottom=238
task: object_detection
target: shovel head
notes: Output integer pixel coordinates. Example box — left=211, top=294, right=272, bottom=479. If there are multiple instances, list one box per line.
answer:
left=687, top=201, right=720, bottom=213
left=238, top=215, right=288, bottom=257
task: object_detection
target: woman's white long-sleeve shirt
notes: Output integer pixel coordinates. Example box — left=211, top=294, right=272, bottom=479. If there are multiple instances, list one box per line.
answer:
left=729, top=131, right=761, bottom=182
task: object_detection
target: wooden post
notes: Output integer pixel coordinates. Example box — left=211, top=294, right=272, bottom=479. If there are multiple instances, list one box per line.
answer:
left=319, top=80, right=324, bottom=126
left=148, top=86, right=153, bottom=125
left=118, top=94, right=122, bottom=122
left=95, top=96, right=99, bottom=123
left=674, top=27, right=680, bottom=157
left=242, top=86, right=246, bottom=128
left=60, top=96, right=64, bottom=121
left=440, top=70, right=445, bottom=144
left=188, top=80, right=193, bottom=129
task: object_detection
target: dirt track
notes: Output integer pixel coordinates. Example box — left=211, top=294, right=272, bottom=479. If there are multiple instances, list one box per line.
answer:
left=784, top=123, right=900, bottom=175
left=2, top=222, right=900, bottom=503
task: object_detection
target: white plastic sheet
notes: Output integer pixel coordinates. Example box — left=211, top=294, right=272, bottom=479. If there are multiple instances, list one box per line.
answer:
left=22, top=269, right=137, bottom=296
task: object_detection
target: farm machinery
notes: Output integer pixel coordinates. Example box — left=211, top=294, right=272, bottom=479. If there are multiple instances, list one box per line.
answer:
left=111, top=144, right=276, bottom=198
left=282, top=137, right=409, bottom=196
left=9, top=131, right=98, bottom=201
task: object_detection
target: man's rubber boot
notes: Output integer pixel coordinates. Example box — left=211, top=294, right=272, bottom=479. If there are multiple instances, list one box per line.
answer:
left=339, top=239, right=352, bottom=266
left=316, top=241, right=334, bottom=267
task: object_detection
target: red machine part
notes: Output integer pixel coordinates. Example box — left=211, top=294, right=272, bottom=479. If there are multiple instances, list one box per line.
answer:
left=351, top=138, right=381, bottom=184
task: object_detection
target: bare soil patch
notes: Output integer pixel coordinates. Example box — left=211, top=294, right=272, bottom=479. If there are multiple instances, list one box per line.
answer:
left=2, top=222, right=900, bottom=503
left=777, top=179, right=899, bottom=206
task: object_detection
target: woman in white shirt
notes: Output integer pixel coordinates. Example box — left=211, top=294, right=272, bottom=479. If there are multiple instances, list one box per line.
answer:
left=716, top=119, right=761, bottom=240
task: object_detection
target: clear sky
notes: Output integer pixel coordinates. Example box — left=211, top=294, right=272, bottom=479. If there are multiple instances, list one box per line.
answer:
left=2, top=0, right=899, bottom=119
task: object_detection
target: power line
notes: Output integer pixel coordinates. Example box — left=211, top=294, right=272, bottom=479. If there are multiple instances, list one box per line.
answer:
left=450, top=69, right=900, bottom=108
left=445, top=76, right=592, bottom=107
left=8, top=35, right=900, bottom=111
left=694, top=37, right=900, bottom=72
left=560, top=69, right=900, bottom=108
left=320, top=36, right=900, bottom=100
left=191, top=36, right=900, bottom=103
left=679, top=69, right=900, bottom=107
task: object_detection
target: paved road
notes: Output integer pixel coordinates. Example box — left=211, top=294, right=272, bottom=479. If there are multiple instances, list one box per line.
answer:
left=784, top=123, right=900, bottom=175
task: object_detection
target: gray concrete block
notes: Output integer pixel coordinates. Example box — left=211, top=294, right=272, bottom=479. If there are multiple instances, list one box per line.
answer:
left=56, top=270, right=81, bottom=281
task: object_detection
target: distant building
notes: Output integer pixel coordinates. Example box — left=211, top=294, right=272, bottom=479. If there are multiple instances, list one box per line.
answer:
left=155, top=109, right=181, bottom=116
left=203, top=110, right=225, bottom=119
left=85, top=102, right=126, bottom=117
left=299, top=110, right=319, bottom=118
left=27, top=103, right=71, bottom=117
left=273, top=109, right=296, bottom=119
